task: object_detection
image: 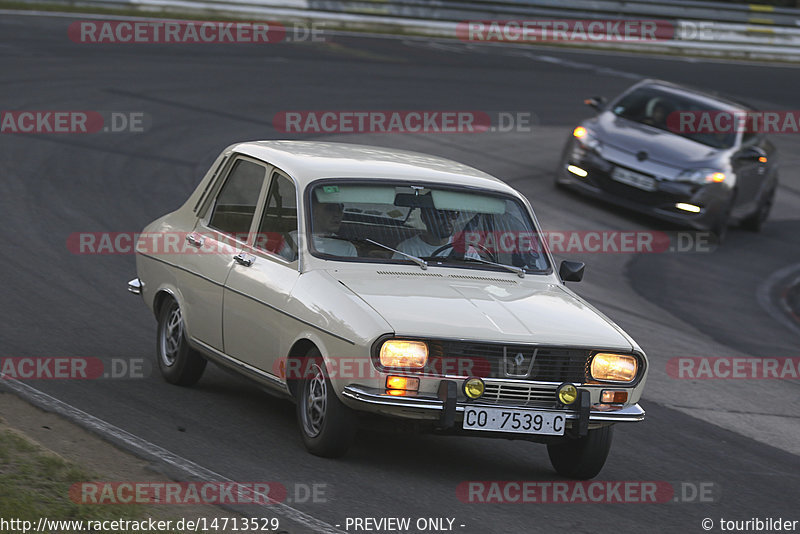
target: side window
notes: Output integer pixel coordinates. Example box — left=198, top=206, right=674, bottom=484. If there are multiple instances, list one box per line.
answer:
left=255, top=173, right=298, bottom=261
left=208, top=159, right=266, bottom=239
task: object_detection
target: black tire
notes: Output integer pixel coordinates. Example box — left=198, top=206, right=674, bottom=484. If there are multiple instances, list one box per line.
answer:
left=156, top=298, right=207, bottom=387
left=711, top=196, right=735, bottom=244
left=741, top=186, right=775, bottom=232
left=547, top=425, right=614, bottom=480
left=295, top=348, right=357, bottom=458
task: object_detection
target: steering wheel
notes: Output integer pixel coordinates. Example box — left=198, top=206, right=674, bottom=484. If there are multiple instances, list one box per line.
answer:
left=429, top=242, right=497, bottom=263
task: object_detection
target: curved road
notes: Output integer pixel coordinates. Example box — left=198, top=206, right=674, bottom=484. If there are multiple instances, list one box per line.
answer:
left=1, top=13, right=800, bottom=533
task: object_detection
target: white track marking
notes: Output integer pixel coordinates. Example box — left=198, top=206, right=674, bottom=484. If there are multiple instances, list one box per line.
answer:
left=0, top=377, right=347, bottom=534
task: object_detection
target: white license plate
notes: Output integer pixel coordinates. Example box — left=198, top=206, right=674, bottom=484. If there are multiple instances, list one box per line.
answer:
left=463, top=407, right=566, bottom=436
left=611, top=167, right=656, bottom=191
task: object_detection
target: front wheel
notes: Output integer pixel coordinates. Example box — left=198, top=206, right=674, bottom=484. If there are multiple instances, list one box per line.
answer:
left=156, top=298, right=207, bottom=386
left=296, top=349, right=357, bottom=458
left=547, top=425, right=613, bottom=479
left=741, top=186, right=775, bottom=232
left=710, top=196, right=735, bottom=244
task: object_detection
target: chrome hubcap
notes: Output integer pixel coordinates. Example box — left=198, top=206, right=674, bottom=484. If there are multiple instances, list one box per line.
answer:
left=302, top=363, right=327, bottom=438
left=160, top=305, right=183, bottom=367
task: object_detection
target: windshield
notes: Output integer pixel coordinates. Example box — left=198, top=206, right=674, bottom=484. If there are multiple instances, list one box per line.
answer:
left=305, top=182, right=550, bottom=273
left=611, top=86, right=738, bottom=149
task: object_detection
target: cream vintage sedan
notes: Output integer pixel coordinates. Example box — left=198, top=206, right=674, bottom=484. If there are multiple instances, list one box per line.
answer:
left=128, top=140, right=648, bottom=479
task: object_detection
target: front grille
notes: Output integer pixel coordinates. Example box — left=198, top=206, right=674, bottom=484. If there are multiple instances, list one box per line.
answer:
left=480, top=381, right=559, bottom=407
left=428, top=341, right=590, bottom=383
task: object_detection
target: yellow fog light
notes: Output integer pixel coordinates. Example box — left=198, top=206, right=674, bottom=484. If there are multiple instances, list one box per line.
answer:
left=557, top=383, right=578, bottom=405
left=463, top=377, right=485, bottom=400
left=675, top=202, right=702, bottom=213
left=567, top=165, right=588, bottom=178
left=573, top=126, right=587, bottom=138
left=590, top=353, right=638, bottom=382
left=379, top=340, right=428, bottom=368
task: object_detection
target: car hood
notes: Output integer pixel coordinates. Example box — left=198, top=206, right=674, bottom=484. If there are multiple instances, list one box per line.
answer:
left=592, top=112, right=721, bottom=166
left=332, top=270, right=633, bottom=350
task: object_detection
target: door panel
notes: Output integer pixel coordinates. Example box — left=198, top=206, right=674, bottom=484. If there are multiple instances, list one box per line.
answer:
left=223, top=171, right=300, bottom=374
left=180, top=157, right=268, bottom=350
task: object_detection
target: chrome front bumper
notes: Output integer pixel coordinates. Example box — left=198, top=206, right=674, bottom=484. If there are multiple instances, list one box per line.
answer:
left=127, top=278, right=143, bottom=295
left=342, top=384, right=645, bottom=424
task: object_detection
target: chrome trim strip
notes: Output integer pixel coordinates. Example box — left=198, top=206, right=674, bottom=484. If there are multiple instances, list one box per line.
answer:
left=194, top=155, right=229, bottom=214
left=192, top=338, right=289, bottom=394
left=341, top=385, right=645, bottom=422
left=127, top=278, right=143, bottom=295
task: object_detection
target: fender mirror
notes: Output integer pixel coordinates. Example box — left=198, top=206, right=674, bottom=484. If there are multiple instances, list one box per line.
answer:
left=559, top=260, right=585, bottom=282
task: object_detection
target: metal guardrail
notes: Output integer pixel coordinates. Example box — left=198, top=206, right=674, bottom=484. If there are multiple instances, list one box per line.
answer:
left=15, top=0, right=800, bottom=60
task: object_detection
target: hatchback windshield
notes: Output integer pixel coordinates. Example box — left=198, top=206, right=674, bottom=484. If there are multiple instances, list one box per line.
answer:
left=303, top=182, right=550, bottom=273
left=611, top=86, right=738, bottom=149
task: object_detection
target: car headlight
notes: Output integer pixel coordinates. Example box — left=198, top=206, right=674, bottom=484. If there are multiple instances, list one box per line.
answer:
left=677, top=168, right=726, bottom=184
left=379, top=340, right=428, bottom=369
left=590, top=353, right=638, bottom=382
left=573, top=125, right=600, bottom=150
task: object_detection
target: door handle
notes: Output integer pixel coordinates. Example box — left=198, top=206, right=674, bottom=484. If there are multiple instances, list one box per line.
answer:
left=186, top=233, right=205, bottom=247
left=233, top=253, right=255, bottom=267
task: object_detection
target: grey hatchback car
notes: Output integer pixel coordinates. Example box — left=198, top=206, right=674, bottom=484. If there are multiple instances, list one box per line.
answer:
left=556, top=79, right=778, bottom=238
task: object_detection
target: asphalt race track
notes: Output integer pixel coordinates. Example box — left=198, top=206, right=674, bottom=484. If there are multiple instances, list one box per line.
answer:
left=2, top=13, right=800, bottom=533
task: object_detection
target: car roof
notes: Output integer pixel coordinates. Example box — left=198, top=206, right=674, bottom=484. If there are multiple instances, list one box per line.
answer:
left=630, top=79, right=752, bottom=112
left=230, top=140, right=516, bottom=193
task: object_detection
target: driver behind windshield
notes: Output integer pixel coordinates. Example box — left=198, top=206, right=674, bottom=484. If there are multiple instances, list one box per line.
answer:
left=643, top=99, right=670, bottom=129
left=393, top=206, right=479, bottom=260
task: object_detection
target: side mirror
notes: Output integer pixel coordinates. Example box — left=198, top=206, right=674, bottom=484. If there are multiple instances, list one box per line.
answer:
left=584, top=97, right=606, bottom=111
left=735, top=146, right=767, bottom=162
left=559, top=260, right=585, bottom=283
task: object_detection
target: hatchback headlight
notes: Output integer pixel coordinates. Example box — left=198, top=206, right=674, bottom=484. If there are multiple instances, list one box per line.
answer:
left=573, top=125, right=600, bottom=150
left=677, top=168, right=726, bottom=184
left=590, top=353, right=638, bottom=382
left=379, top=340, right=428, bottom=369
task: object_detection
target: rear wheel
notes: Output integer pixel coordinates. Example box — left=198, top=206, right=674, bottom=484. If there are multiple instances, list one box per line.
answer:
left=156, top=298, right=207, bottom=386
left=296, top=348, right=357, bottom=458
left=547, top=425, right=613, bottom=480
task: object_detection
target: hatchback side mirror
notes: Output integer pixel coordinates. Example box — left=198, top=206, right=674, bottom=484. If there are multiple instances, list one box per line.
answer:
left=584, top=96, right=606, bottom=111
left=559, top=260, right=585, bottom=282
left=735, top=146, right=767, bottom=162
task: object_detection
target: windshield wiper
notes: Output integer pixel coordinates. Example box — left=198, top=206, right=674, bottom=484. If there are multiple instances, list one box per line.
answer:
left=354, top=238, right=428, bottom=270
left=450, top=256, right=526, bottom=278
